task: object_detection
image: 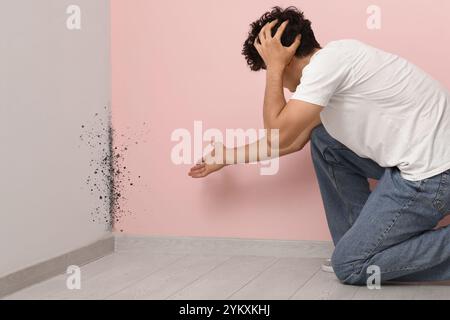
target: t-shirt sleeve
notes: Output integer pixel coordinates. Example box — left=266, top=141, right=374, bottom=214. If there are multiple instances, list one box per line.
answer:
left=290, top=49, right=350, bottom=107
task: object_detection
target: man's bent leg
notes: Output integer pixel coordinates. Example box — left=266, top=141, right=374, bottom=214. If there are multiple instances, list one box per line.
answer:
left=310, top=125, right=385, bottom=245
left=332, top=168, right=450, bottom=285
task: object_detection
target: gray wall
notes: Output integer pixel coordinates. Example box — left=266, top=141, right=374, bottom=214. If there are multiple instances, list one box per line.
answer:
left=0, top=0, right=110, bottom=276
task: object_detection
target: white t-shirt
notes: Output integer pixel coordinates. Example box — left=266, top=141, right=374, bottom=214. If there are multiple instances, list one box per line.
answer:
left=291, top=39, right=450, bottom=181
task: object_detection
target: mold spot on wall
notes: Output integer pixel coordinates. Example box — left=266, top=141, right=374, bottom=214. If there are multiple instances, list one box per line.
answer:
left=79, top=108, right=149, bottom=232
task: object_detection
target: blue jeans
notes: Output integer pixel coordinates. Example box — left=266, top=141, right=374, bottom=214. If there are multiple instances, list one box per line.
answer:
left=310, top=124, right=450, bottom=285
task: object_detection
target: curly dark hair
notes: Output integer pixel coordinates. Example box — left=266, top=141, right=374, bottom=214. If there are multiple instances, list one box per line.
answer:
left=242, top=6, right=321, bottom=71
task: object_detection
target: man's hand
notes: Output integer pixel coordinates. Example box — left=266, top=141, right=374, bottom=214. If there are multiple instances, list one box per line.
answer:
left=188, top=161, right=226, bottom=179
left=188, top=141, right=228, bottom=179
left=254, top=20, right=301, bottom=71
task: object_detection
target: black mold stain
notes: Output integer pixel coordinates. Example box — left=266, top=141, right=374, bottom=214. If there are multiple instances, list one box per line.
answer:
left=79, top=108, right=149, bottom=232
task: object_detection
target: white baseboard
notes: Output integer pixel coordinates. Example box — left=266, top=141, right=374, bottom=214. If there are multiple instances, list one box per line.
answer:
left=0, top=235, right=114, bottom=298
left=115, top=235, right=334, bottom=259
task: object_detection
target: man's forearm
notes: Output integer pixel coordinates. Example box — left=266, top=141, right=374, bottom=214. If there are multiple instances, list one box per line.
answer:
left=218, top=115, right=322, bottom=165
left=263, top=67, right=286, bottom=129
left=221, top=131, right=311, bottom=165
left=221, top=138, right=286, bottom=165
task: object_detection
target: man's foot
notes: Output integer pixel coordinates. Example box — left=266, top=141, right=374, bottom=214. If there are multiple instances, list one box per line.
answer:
left=321, top=259, right=334, bottom=273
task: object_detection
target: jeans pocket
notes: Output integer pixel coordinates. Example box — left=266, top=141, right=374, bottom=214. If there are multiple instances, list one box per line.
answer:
left=432, top=170, right=450, bottom=216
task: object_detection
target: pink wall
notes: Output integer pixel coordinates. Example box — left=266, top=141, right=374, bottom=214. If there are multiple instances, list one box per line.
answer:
left=111, top=0, right=450, bottom=241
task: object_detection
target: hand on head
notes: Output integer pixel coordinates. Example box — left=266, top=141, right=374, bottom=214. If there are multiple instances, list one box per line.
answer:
left=253, top=19, right=302, bottom=71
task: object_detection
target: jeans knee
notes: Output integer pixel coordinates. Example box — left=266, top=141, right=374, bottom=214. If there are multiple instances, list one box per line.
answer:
left=331, top=242, right=367, bottom=286
left=331, top=251, right=352, bottom=283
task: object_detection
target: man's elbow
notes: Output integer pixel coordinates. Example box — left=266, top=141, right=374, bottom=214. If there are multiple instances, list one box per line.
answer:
left=279, top=134, right=297, bottom=151
left=267, top=133, right=295, bottom=153
left=264, top=122, right=297, bottom=151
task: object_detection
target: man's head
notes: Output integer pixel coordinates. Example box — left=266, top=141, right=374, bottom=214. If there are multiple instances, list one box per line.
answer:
left=242, top=6, right=321, bottom=92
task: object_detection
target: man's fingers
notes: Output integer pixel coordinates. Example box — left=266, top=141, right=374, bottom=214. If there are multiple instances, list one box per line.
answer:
left=189, top=164, right=205, bottom=174
left=253, top=36, right=260, bottom=46
left=258, top=19, right=278, bottom=42
left=257, top=31, right=265, bottom=46
left=253, top=37, right=265, bottom=61
left=289, top=34, right=302, bottom=52
left=190, top=168, right=208, bottom=178
left=254, top=40, right=263, bottom=56
left=191, top=163, right=205, bottom=171
left=258, top=23, right=267, bottom=41
left=190, top=167, right=205, bottom=173
left=189, top=167, right=207, bottom=177
left=263, top=19, right=278, bottom=39
left=274, top=20, right=289, bottom=40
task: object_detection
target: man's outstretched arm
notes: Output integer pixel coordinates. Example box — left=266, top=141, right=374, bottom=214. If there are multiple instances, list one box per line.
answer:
left=188, top=115, right=321, bottom=178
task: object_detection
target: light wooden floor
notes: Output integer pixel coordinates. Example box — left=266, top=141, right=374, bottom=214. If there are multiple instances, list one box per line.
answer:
left=3, top=248, right=450, bottom=300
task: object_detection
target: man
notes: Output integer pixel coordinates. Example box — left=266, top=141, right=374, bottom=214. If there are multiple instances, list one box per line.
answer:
left=188, top=6, right=450, bottom=285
